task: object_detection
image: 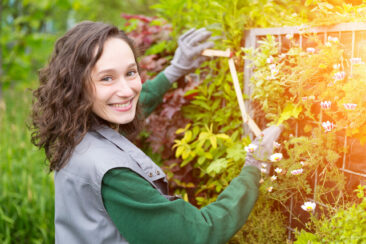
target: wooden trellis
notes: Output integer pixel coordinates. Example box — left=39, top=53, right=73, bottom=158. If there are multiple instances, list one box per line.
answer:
left=243, top=22, right=366, bottom=240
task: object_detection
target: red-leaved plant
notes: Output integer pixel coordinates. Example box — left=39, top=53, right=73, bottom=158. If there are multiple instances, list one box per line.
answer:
left=122, top=14, right=202, bottom=199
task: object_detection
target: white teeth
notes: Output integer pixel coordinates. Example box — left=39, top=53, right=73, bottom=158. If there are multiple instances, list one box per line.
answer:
left=111, top=101, right=131, bottom=108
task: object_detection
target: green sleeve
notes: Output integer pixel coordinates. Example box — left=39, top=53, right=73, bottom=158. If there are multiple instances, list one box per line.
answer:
left=102, top=166, right=260, bottom=244
left=139, top=72, right=172, bottom=117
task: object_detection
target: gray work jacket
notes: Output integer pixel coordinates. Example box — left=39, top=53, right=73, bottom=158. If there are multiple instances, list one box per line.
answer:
left=54, top=126, right=174, bottom=244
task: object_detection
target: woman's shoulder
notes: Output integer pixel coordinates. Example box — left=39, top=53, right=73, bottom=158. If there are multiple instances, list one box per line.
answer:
left=60, top=131, right=130, bottom=179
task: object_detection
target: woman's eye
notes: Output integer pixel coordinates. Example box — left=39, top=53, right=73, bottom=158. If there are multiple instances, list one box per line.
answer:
left=101, top=76, right=113, bottom=82
left=127, top=70, right=137, bottom=77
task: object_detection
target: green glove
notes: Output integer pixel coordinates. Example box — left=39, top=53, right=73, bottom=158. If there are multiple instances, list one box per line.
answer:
left=163, top=28, right=214, bottom=83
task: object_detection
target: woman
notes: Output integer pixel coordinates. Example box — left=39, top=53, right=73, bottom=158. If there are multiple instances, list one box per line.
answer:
left=31, top=21, right=281, bottom=244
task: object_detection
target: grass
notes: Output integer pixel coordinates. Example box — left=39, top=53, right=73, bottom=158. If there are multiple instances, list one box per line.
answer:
left=0, top=89, right=54, bottom=243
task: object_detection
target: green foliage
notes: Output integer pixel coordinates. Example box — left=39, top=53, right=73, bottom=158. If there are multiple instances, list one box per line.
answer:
left=265, top=134, right=344, bottom=208
left=244, top=33, right=366, bottom=142
left=152, top=0, right=307, bottom=44
left=153, top=0, right=309, bottom=241
left=244, top=29, right=366, bottom=242
left=243, top=35, right=287, bottom=123
left=0, top=0, right=159, bottom=93
left=74, top=0, right=159, bottom=24
left=172, top=58, right=251, bottom=206
left=230, top=194, right=288, bottom=244
left=173, top=123, right=250, bottom=205
left=295, top=185, right=366, bottom=243
left=276, top=103, right=302, bottom=126
left=0, top=0, right=82, bottom=91
left=0, top=90, right=54, bottom=243
left=305, top=0, right=366, bottom=26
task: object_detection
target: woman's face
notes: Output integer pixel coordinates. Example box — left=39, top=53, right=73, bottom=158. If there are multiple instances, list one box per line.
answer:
left=90, top=37, right=142, bottom=125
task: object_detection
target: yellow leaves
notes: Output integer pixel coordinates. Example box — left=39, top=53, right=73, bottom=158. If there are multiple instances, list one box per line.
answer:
left=198, top=131, right=209, bottom=141
left=184, top=131, right=193, bottom=142
left=176, top=123, right=191, bottom=135
left=173, top=123, right=232, bottom=162
left=276, top=102, right=303, bottom=125
left=210, top=136, right=217, bottom=149
left=175, top=145, right=184, bottom=158
left=217, top=134, right=230, bottom=140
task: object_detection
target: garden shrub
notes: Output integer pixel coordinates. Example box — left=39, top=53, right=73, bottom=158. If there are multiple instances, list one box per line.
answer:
left=243, top=30, right=366, bottom=241
left=295, top=185, right=366, bottom=243
left=153, top=0, right=305, bottom=206
left=230, top=194, right=288, bottom=244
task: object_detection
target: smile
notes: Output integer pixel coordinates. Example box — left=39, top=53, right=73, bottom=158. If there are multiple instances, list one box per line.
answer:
left=109, top=99, right=133, bottom=111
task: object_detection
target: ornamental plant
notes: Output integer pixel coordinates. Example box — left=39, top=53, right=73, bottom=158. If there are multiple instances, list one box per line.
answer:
left=244, top=32, right=366, bottom=239
left=158, top=0, right=305, bottom=206
left=295, top=185, right=366, bottom=243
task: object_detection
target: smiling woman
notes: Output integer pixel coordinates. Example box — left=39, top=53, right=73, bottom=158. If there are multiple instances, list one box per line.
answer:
left=30, top=20, right=281, bottom=244
left=91, top=38, right=142, bottom=125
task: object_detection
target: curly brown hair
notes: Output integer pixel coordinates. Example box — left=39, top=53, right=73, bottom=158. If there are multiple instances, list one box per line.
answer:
left=31, top=21, right=142, bottom=171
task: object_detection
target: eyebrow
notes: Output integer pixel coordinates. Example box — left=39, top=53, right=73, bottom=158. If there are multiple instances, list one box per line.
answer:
left=96, top=63, right=137, bottom=75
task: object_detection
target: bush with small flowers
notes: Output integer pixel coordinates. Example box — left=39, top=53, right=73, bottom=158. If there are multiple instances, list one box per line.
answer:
left=244, top=31, right=366, bottom=241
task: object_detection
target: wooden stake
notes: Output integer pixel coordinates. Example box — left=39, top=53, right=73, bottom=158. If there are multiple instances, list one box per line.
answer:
left=202, top=48, right=232, bottom=58
left=228, top=58, right=262, bottom=137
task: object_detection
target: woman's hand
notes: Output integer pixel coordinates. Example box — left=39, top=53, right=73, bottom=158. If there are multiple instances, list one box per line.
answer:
left=244, top=125, right=283, bottom=172
left=163, top=28, right=214, bottom=83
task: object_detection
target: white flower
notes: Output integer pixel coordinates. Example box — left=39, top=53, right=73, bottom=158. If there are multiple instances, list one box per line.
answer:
left=261, top=168, right=268, bottom=173
left=271, top=175, right=277, bottom=181
left=269, top=153, right=283, bottom=162
left=267, top=186, right=273, bottom=192
left=286, top=33, right=293, bottom=40
left=271, top=69, right=279, bottom=76
left=320, top=101, right=331, bottom=109
left=273, top=141, right=281, bottom=148
left=343, top=103, right=357, bottom=110
left=328, top=36, right=339, bottom=43
left=291, top=168, right=303, bottom=175
left=333, top=63, right=340, bottom=70
left=306, top=47, right=315, bottom=54
left=300, top=161, right=305, bottom=166
left=266, top=56, right=274, bottom=64
left=274, top=167, right=283, bottom=174
left=269, top=63, right=279, bottom=76
left=245, top=144, right=258, bottom=153
left=333, top=71, right=346, bottom=82
left=261, top=162, right=268, bottom=168
left=301, top=201, right=316, bottom=212
left=279, top=53, right=286, bottom=59
left=322, top=121, right=335, bottom=132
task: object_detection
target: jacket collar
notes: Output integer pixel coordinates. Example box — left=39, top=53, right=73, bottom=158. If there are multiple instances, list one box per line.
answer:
left=93, top=125, right=167, bottom=181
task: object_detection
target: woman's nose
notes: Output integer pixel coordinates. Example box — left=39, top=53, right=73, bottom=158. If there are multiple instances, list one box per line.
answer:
left=115, top=78, right=134, bottom=97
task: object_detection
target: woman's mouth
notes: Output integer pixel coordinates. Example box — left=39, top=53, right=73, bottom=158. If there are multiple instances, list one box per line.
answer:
left=110, top=100, right=133, bottom=112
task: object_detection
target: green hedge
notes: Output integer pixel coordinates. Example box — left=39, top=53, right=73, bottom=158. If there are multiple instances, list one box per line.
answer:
left=0, top=90, right=54, bottom=243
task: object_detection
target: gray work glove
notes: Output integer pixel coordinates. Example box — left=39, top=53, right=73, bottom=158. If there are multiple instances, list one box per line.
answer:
left=244, top=125, right=283, bottom=173
left=163, top=28, right=214, bottom=83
